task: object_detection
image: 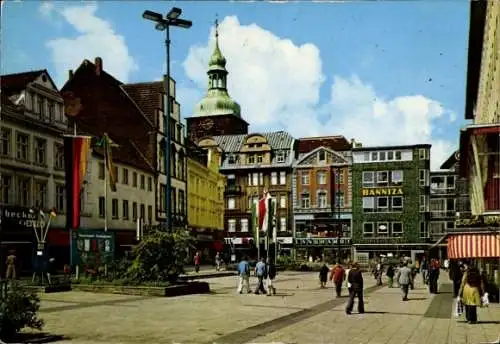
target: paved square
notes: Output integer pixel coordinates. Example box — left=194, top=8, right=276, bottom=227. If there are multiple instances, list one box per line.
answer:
left=22, top=271, right=499, bottom=344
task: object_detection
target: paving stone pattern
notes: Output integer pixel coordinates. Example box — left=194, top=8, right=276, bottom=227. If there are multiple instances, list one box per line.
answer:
left=25, top=272, right=499, bottom=344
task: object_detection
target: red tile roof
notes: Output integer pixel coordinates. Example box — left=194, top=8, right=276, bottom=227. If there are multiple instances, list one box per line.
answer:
left=297, top=136, right=352, bottom=153
left=1, top=70, right=46, bottom=96
left=122, top=82, right=163, bottom=126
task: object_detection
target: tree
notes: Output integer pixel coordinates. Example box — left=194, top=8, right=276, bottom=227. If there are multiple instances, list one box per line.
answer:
left=125, top=229, right=194, bottom=283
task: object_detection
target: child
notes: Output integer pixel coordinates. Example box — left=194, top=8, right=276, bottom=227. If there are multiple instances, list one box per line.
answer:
left=319, top=263, right=329, bottom=288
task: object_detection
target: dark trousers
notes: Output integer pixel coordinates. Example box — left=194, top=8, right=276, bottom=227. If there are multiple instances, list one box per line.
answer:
left=335, top=282, right=342, bottom=297
left=195, top=264, right=200, bottom=273
left=401, top=284, right=409, bottom=300
left=464, top=305, right=477, bottom=322
left=429, top=272, right=438, bottom=293
left=453, top=279, right=461, bottom=298
left=346, top=289, right=364, bottom=313
left=255, top=275, right=266, bottom=294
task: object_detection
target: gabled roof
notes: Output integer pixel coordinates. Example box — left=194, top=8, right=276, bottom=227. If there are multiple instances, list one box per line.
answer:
left=1, top=70, right=47, bottom=96
left=122, top=81, right=163, bottom=125
left=294, top=146, right=348, bottom=166
left=440, top=150, right=459, bottom=170
left=297, top=136, right=351, bottom=153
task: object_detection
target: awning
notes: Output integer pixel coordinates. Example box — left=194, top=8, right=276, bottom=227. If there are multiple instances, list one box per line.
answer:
left=447, top=234, right=500, bottom=259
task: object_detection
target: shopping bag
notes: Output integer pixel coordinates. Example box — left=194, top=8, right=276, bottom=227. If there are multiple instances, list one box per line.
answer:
left=455, top=297, right=464, bottom=317
left=481, top=293, right=489, bottom=307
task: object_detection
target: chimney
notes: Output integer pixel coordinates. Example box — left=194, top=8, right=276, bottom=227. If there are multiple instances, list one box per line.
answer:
left=68, top=69, right=74, bottom=79
left=95, top=57, right=103, bottom=76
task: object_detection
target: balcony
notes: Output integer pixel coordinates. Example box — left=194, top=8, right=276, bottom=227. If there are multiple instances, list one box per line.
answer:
left=430, top=210, right=456, bottom=219
left=224, top=184, right=242, bottom=195
left=430, top=187, right=456, bottom=195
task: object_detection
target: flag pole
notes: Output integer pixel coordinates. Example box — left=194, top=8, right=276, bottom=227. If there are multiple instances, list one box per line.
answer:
left=104, top=133, right=108, bottom=233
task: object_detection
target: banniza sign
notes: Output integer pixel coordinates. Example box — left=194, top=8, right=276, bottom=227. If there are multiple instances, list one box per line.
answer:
left=361, top=187, right=403, bottom=196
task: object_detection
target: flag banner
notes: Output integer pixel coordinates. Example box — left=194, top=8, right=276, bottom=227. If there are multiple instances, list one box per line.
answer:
left=96, top=133, right=118, bottom=192
left=64, top=135, right=91, bottom=230
left=258, top=192, right=272, bottom=233
left=251, top=201, right=259, bottom=244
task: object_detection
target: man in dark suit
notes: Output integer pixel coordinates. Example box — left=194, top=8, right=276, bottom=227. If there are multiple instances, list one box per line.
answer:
left=345, top=262, right=365, bottom=314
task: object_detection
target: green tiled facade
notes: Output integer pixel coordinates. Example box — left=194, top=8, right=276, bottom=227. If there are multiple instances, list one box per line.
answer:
left=351, top=144, right=431, bottom=257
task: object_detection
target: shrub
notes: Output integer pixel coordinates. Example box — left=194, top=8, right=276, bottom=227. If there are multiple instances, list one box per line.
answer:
left=0, top=281, right=44, bottom=339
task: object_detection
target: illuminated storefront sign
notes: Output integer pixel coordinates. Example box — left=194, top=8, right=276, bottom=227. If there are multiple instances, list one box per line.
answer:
left=361, top=187, right=403, bottom=196
left=294, top=238, right=352, bottom=246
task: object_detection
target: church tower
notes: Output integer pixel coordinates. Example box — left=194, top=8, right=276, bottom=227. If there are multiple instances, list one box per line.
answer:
left=186, top=20, right=249, bottom=142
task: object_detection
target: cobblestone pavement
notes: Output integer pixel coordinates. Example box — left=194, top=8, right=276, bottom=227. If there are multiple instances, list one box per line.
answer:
left=25, top=272, right=499, bottom=344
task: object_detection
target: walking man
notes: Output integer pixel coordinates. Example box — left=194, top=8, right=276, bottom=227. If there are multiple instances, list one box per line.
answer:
left=194, top=251, right=201, bottom=273
left=330, top=262, right=346, bottom=297
left=237, top=256, right=251, bottom=294
left=266, top=258, right=277, bottom=295
left=386, top=264, right=395, bottom=288
left=345, top=262, right=365, bottom=314
left=254, top=257, right=267, bottom=295
left=420, top=256, right=428, bottom=285
left=396, top=261, right=412, bottom=301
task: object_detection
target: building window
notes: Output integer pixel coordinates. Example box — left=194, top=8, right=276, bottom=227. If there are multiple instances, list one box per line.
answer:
left=98, top=163, right=105, bottom=180
left=228, top=219, right=236, bottom=232
left=132, top=202, right=138, bottom=220
left=48, top=101, right=55, bottom=121
left=317, top=171, right=326, bottom=185
left=139, top=175, right=145, bottom=189
left=279, top=171, right=286, bottom=185
left=122, top=169, right=129, bottom=185
left=419, top=170, right=427, bottom=186
left=248, top=155, right=255, bottom=164
left=335, top=192, right=344, bottom=208
left=387, top=151, right=394, bottom=160
left=280, top=195, right=286, bottom=208
left=363, top=197, right=375, bottom=212
left=362, top=172, right=374, bottom=186
left=256, top=155, right=263, bottom=164
left=276, top=152, right=285, bottom=163
left=34, top=180, right=47, bottom=208
left=371, top=152, right=378, bottom=161
left=16, top=133, right=29, bottom=161
left=98, top=197, right=105, bottom=218
left=392, top=196, right=403, bottom=210
left=0, top=175, right=13, bottom=204
left=159, top=185, right=166, bottom=212
left=140, top=204, right=145, bottom=220
left=420, top=195, right=427, bottom=212
left=377, top=222, right=388, bottom=235
left=391, top=170, right=403, bottom=184
left=392, top=222, right=403, bottom=236
left=318, top=150, right=326, bottom=162
left=301, top=172, right=309, bottom=185
left=395, top=151, right=402, bottom=160
left=363, top=222, right=374, bottom=236
left=252, top=173, right=259, bottom=186
left=300, top=193, right=310, bottom=208
left=377, top=197, right=388, bottom=209
left=420, top=222, right=428, bottom=238
left=34, top=138, right=47, bottom=165
left=419, top=148, right=427, bottom=160
left=123, top=200, right=129, bottom=219
left=112, top=199, right=119, bottom=219
left=54, top=143, right=64, bottom=170
left=363, top=152, right=370, bottom=162
left=271, top=172, right=277, bottom=185
left=56, top=184, right=65, bottom=212
left=148, top=205, right=153, bottom=224
left=227, top=197, right=236, bottom=209
left=335, top=170, right=344, bottom=184
left=376, top=171, right=388, bottom=184
left=1, top=128, right=11, bottom=157
left=17, top=177, right=30, bottom=206
left=318, top=191, right=327, bottom=208
left=38, top=97, right=45, bottom=116
left=133, top=172, right=138, bottom=187
left=241, top=219, right=249, bottom=232
left=228, top=155, right=236, bottom=164
left=379, top=152, right=386, bottom=161
left=280, top=217, right=286, bottom=231
left=179, top=190, right=185, bottom=214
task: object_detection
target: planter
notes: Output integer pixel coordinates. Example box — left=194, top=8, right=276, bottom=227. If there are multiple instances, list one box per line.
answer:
left=71, top=281, right=210, bottom=297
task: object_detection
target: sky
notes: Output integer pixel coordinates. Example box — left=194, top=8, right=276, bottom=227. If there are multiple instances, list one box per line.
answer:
left=2, top=1, right=471, bottom=170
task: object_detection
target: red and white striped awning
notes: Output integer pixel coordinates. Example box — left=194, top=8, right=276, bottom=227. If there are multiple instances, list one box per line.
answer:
left=447, top=234, right=500, bottom=259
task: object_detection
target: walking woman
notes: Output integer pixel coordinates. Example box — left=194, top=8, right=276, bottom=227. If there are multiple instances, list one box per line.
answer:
left=458, top=266, right=484, bottom=324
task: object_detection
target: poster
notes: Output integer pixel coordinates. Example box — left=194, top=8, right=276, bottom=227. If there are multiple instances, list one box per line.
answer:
left=71, top=229, right=115, bottom=267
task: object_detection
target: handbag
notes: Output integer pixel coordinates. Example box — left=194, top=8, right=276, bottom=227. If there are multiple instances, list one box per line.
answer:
left=455, top=297, right=464, bottom=317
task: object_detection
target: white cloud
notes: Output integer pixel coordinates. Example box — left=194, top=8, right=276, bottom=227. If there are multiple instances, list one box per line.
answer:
left=44, top=3, right=137, bottom=87
left=181, top=16, right=456, bottom=170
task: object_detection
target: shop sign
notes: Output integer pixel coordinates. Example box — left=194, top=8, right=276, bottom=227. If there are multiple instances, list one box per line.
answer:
left=0, top=206, right=44, bottom=228
left=71, top=229, right=115, bottom=266
left=294, top=237, right=352, bottom=246
left=361, top=187, right=403, bottom=196
left=277, top=237, right=293, bottom=244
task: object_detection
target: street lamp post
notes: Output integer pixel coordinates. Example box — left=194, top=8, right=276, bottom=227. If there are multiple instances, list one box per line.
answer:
left=335, top=168, right=341, bottom=263
left=142, top=8, right=192, bottom=231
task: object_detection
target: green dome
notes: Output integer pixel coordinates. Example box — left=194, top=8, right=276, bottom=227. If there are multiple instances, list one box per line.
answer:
left=193, top=89, right=241, bottom=117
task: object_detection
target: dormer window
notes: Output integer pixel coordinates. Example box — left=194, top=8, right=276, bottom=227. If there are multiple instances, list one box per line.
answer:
left=276, top=151, right=285, bottom=163
left=318, top=150, right=326, bottom=162
left=256, top=155, right=263, bottom=164
left=248, top=154, right=255, bottom=164
left=228, top=154, right=236, bottom=164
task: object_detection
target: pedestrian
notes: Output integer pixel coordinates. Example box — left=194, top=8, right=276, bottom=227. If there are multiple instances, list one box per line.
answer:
left=345, top=262, right=365, bottom=314
left=345, top=261, right=352, bottom=294
left=420, top=256, right=428, bottom=285
left=428, top=258, right=441, bottom=294
left=408, top=260, right=416, bottom=290
left=215, top=252, right=221, bottom=271
left=458, top=265, right=483, bottom=324
left=194, top=251, right=201, bottom=273
left=237, top=256, right=251, bottom=294
left=375, top=261, right=383, bottom=286
left=449, top=261, right=464, bottom=298
left=5, top=250, right=16, bottom=280
left=443, top=258, right=449, bottom=272
left=254, top=257, right=267, bottom=295
left=386, top=265, right=395, bottom=288
left=396, top=261, right=412, bottom=301
left=319, top=263, right=329, bottom=288
left=266, top=258, right=277, bottom=296
left=330, top=261, right=346, bottom=297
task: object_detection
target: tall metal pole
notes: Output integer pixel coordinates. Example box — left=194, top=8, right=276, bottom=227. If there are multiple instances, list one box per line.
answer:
left=336, top=168, right=341, bottom=263
left=164, top=26, right=172, bottom=231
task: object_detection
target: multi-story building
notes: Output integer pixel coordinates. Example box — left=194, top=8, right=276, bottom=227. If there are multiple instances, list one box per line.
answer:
left=292, top=136, right=354, bottom=262
left=351, top=144, right=432, bottom=264
left=452, top=0, right=499, bottom=262
left=61, top=57, right=187, bottom=231
left=186, top=140, right=226, bottom=261
left=0, top=70, right=68, bottom=274
left=197, top=132, right=296, bottom=260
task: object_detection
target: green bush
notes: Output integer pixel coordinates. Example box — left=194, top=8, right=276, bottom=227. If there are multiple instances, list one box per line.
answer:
left=0, top=281, right=44, bottom=339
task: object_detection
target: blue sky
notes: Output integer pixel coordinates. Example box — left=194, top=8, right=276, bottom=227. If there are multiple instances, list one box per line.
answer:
left=2, top=1, right=471, bottom=169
